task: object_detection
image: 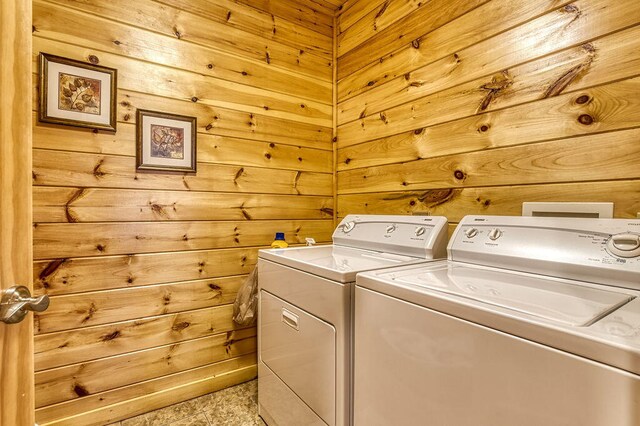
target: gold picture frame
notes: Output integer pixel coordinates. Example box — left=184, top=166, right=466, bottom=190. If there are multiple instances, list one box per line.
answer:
left=38, top=53, right=117, bottom=131
left=136, top=109, right=197, bottom=173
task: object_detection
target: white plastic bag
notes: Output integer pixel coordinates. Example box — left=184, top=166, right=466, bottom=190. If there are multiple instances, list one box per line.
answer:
left=233, top=267, right=259, bottom=326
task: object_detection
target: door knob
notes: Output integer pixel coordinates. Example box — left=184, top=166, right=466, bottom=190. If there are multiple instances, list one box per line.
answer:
left=0, top=285, right=49, bottom=324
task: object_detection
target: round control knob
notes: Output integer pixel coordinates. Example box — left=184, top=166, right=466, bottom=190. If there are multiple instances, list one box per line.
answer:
left=343, top=221, right=356, bottom=233
left=488, top=228, right=502, bottom=241
left=464, top=228, right=479, bottom=238
left=386, top=224, right=397, bottom=234
left=415, top=226, right=426, bottom=237
left=606, top=233, right=640, bottom=258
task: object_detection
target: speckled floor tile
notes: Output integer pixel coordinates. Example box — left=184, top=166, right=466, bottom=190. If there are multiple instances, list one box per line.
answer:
left=121, top=399, right=199, bottom=426
left=202, top=381, right=263, bottom=426
left=166, top=413, right=210, bottom=426
left=120, top=380, right=262, bottom=426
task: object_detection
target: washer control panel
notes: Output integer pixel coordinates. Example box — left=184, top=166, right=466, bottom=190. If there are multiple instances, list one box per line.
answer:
left=450, top=215, right=640, bottom=291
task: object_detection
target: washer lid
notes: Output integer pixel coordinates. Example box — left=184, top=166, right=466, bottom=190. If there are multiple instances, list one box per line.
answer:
left=369, top=263, right=635, bottom=326
left=259, top=245, right=423, bottom=283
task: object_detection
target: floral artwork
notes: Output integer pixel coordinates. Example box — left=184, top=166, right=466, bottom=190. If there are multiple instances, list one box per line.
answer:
left=136, top=109, right=197, bottom=173
left=58, top=73, right=102, bottom=115
left=39, top=53, right=117, bottom=131
left=150, top=124, right=185, bottom=159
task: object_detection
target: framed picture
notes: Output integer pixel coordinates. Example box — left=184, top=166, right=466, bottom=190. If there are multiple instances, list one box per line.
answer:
left=39, top=53, right=117, bottom=131
left=136, top=109, right=197, bottom=173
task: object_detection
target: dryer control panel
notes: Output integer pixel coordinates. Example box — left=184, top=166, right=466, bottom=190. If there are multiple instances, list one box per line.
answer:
left=333, top=215, right=448, bottom=259
left=449, top=216, right=640, bottom=291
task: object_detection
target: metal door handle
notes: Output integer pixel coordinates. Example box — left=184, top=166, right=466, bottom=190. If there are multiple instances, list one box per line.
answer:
left=1, top=286, right=50, bottom=324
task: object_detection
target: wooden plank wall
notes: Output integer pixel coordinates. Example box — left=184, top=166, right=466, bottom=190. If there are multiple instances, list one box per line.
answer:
left=336, top=0, right=640, bottom=229
left=31, top=0, right=334, bottom=424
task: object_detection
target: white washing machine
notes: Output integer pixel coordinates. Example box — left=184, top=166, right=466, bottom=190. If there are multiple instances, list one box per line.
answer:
left=257, top=215, right=449, bottom=426
left=354, top=215, right=640, bottom=426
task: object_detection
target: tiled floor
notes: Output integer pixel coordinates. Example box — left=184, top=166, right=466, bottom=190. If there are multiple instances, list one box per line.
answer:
left=109, top=380, right=264, bottom=426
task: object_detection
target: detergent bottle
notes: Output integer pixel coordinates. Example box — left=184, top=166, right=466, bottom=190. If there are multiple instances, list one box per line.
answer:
left=270, top=232, right=288, bottom=248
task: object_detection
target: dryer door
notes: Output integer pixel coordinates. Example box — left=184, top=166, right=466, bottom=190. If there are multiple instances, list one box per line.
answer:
left=260, top=290, right=336, bottom=425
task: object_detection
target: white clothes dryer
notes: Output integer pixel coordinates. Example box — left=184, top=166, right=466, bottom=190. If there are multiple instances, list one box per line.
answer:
left=354, top=215, right=640, bottom=426
left=257, top=215, right=449, bottom=426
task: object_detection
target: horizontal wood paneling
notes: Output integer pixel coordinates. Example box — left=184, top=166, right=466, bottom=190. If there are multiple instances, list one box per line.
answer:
left=34, top=187, right=333, bottom=223
left=336, top=0, right=640, bottom=252
left=35, top=328, right=256, bottom=407
left=39, top=0, right=333, bottom=81
left=34, top=247, right=259, bottom=296
left=337, top=0, right=487, bottom=80
left=35, top=304, right=241, bottom=370
left=36, top=357, right=257, bottom=426
left=33, top=38, right=332, bottom=127
left=337, top=0, right=425, bottom=57
left=338, top=128, right=640, bottom=194
left=35, top=276, right=246, bottom=334
left=33, top=0, right=333, bottom=423
left=35, top=119, right=333, bottom=168
left=33, top=150, right=332, bottom=195
left=34, top=220, right=333, bottom=258
left=338, top=180, right=640, bottom=220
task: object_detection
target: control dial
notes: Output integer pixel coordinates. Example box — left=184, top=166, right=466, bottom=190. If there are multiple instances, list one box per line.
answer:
left=606, top=233, right=640, bottom=258
left=488, top=228, right=502, bottom=241
left=415, top=226, right=426, bottom=237
left=343, top=221, right=356, bottom=233
left=464, top=228, right=479, bottom=238
left=386, top=224, right=397, bottom=234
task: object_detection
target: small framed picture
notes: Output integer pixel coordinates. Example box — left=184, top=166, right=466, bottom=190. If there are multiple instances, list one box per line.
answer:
left=136, top=109, right=197, bottom=173
left=39, top=53, right=117, bottom=131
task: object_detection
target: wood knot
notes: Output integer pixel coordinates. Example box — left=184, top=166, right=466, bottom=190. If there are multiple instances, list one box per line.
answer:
left=207, top=63, right=213, bottom=69
left=113, top=40, right=121, bottom=46
left=269, top=143, right=275, bottom=148
left=404, top=73, right=411, bottom=80
left=120, top=100, right=131, bottom=107
left=205, top=124, right=213, bottom=131
left=172, top=321, right=190, bottom=332
left=575, top=95, right=590, bottom=104
left=367, top=81, right=375, bottom=87
left=88, top=55, right=99, bottom=64
left=409, top=200, right=416, bottom=206
left=241, top=71, right=248, bottom=76
left=345, top=158, right=351, bottom=164
left=96, top=244, right=105, bottom=252
left=73, top=384, right=90, bottom=397
left=208, top=283, right=221, bottom=290
left=297, top=157, right=303, bottom=162
left=123, top=114, right=130, bottom=121
left=191, top=97, right=198, bottom=102
left=264, top=153, right=271, bottom=159
left=411, top=39, right=420, bottom=49
left=32, top=25, right=37, bottom=33
left=101, top=330, right=121, bottom=341
left=454, top=170, right=466, bottom=180
left=300, top=104, right=306, bottom=109
left=478, top=124, right=490, bottom=133
left=332, top=136, right=338, bottom=142
left=578, top=114, right=594, bottom=125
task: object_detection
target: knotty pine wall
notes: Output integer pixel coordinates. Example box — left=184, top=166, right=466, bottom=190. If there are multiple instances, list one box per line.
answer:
left=31, top=0, right=334, bottom=424
left=336, top=0, right=640, bottom=232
